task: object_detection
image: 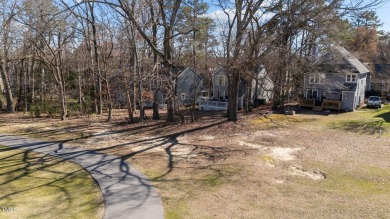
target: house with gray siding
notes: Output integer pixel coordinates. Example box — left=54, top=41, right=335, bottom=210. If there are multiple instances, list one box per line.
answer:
left=175, top=67, right=203, bottom=106
left=368, top=64, right=390, bottom=94
left=155, top=66, right=202, bottom=108
left=301, top=46, right=369, bottom=111
left=211, top=66, right=247, bottom=108
left=199, top=66, right=273, bottom=111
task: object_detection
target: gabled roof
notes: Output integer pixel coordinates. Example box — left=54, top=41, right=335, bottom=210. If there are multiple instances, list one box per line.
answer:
left=213, top=66, right=227, bottom=76
left=177, top=67, right=202, bottom=80
left=316, top=46, right=370, bottom=74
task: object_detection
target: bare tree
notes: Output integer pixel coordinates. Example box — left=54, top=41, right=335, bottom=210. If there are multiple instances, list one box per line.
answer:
left=20, top=1, right=75, bottom=120
left=0, top=0, right=19, bottom=113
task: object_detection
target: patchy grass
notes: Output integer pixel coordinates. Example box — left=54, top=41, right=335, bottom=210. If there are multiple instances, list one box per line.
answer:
left=0, top=146, right=104, bottom=219
left=327, top=105, right=390, bottom=137
left=272, top=161, right=390, bottom=218
left=251, top=113, right=320, bottom=127
left=0, top=108, right=389, bottom=218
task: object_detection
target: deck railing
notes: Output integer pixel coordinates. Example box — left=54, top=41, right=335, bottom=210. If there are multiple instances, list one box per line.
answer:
left=299, top=98, right=315, bottom=107
left=199, top=101, right=228, bottom=111
left=322, top=100, right=341, bottom=110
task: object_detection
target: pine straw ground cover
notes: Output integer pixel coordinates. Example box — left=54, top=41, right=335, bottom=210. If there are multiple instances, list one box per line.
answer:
left=0, top=146, right=104, bottom=219
left=0, top=105, right=389, bottom=218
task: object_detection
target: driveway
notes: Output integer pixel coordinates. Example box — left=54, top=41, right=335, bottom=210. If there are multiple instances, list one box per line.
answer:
left=0, top=134, right=164, bottom=219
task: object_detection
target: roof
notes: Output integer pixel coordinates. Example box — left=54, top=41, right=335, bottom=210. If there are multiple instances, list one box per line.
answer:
left=177, top=67, right=202, bottom=80
left=170, top=66, right=187, bottom=77
left=316, top=46, right=370, bottom=74
left=370, top=64, right=390, bottom=79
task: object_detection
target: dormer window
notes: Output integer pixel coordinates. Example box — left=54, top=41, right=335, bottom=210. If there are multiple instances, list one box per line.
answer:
left=346, top=74, right=357, bottom=82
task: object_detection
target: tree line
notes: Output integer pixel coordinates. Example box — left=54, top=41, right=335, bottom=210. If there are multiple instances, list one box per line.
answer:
left=0, top=0, right=386, bottom=122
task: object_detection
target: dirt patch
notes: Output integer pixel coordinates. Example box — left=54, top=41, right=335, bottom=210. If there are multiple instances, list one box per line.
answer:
left=269, top=147, right=302, bottom=161
left=1, top=108, right=389, bottom=218
left=290, top=165, right=326, bottom=180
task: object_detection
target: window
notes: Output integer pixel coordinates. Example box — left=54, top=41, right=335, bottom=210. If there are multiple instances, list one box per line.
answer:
left=309, top=73, right=325, bottom=84
left=305, top=89, right=312, bottom=98
left=216, top=75, right=228, bottom=86
left=181, top=93, right=187, bottom=100
left=304, top=89, right=319, bottom=99
left=346, top=74, right=357, bottom=82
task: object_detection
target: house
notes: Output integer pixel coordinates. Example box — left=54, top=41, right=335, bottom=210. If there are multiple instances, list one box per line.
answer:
left=251, top=65, right=273, bottom=103
left=301, top=46, right=369, bottom=111
left=155, top=66, right=203, bottom=108
left=175, top=67, right=203, bottom=106
left=368, top=64, right=390, bottom=94
left=199, top=66, right=273, bottom=111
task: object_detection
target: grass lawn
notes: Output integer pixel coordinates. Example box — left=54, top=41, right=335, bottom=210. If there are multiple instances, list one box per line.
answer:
left=0, top=146, right=104, bottom=219
left=0, top=106, right=389, bottom=218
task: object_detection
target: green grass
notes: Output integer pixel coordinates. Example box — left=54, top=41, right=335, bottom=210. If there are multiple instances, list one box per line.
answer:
left=252, top=105, right=390, bottom=137
left=328, top=105, right=390, bottom=136
left=275, top=162, right=390, bottom=218
left=0, top=146, right=103, bottom=219
left=319, top=166, right=390, bottom=196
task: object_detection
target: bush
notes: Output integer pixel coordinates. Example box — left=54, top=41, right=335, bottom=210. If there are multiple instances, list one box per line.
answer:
left=29, top=100, right=61, bottom=118
left=67, top=103, right=81, bottom=117
left=29, top=105, right=41, bottom=118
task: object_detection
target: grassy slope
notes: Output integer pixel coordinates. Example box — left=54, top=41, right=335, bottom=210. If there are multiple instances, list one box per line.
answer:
left=0, top=146, right=104, bottom=219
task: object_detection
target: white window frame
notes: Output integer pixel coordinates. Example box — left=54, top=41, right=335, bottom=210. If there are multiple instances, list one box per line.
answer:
left=346, top=74, right=357, bottom=83
left=305, top=89, right=315, bottom=98
left=181, top=93, right=187, bottom=100
left=216, top=75, right=228, bottom=86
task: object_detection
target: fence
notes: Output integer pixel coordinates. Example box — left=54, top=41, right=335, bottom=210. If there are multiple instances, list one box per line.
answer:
left=199, top=101, right=228, bottom=111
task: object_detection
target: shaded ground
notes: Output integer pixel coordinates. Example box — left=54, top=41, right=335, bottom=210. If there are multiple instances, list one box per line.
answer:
left=0, top=145, right=103, bottom=219
left=0, top=105, right=389, bottom=218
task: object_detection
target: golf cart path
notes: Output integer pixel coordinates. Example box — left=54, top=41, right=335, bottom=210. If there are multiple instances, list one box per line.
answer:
left=0, top=134, right=164, bottom=219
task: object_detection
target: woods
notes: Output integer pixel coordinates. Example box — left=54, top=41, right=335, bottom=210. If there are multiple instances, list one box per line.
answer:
left=0, top=0, right=386, bottom=121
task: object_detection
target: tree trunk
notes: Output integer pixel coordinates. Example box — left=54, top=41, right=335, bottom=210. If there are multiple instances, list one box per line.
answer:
left=152, top=88, right=160, bottom=120
left=166, top=97, right=174, bottom=122
left=106, top=80, right=113, bottom=122
left=57, top=67, right=67, bottom=120
left=126, top=89, right=134, bottom=123
left=272, top=35, right=290, bottom=110
left=59, top=84, right=67, bottom=120
left=138, top=82, right=144, bottom=122
left=0, top=61, right=15, bottom=113
left=227, top=68, right=239, bottom=121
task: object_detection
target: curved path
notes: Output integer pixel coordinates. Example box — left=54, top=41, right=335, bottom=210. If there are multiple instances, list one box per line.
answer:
left=0, top=134, right=164, bottom=219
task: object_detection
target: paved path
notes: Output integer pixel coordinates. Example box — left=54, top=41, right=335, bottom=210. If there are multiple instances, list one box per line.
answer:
left=0, top=134, right=164, bottom=219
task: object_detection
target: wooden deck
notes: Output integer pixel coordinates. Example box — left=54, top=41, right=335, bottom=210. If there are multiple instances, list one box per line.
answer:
left=299, top=99, right=341, bottom=111
left=299, top=99, right=315, bottom=108
left=322, top=100, right=341, bottom=111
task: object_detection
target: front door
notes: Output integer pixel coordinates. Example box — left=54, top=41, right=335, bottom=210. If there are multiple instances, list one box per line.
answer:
left=312, top=90, right=318, bottom=101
